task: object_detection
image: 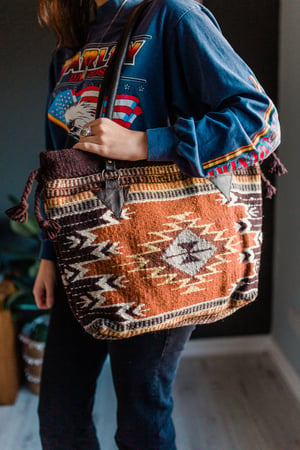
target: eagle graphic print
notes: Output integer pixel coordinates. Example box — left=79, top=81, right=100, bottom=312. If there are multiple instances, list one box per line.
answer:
left=48, top=37, right=147, bottom=139
left=48, top=88, right=143, bottom=138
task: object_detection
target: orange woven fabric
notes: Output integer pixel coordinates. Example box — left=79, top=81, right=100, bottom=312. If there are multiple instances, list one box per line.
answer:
left=44, top=163, right=262, bottom=339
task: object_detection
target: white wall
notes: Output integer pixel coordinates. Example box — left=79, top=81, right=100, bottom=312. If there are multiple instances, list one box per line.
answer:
left=272, top=0, right=300, bottom=376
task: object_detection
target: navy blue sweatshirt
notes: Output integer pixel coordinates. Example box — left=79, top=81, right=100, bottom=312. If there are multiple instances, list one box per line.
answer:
left=40, top=0, right=281, bottom=260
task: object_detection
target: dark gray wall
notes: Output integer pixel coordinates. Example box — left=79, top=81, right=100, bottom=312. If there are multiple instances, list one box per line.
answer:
left=0, top=0, right=55, bottom=221
left=192, top=0, right=279, bottom=338
left=273, top=0, right=300, bottom=376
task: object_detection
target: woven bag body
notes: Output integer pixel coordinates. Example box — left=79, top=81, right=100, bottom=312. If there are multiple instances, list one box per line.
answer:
left=41, top=148, right=263, bottom=339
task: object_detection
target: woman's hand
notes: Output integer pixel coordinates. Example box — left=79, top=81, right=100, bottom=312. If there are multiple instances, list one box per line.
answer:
left=33, top=259, right=57, bottom=309
left=73, top=118, right=148, bottom=161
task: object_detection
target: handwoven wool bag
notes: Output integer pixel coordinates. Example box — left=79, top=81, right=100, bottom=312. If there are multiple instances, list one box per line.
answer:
left=7, top=0, right=268, bottom=339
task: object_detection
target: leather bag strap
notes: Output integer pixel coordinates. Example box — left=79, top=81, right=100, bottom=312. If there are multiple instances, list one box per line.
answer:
left=95, top=0, right=152, bottom=122
left=92, top=0, right=152, bottom=218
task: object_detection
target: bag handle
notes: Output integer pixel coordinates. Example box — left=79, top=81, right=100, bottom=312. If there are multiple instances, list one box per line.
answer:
left=91, top=0, right=152, bottom=219
left=95, top=0, right=152, bottom=121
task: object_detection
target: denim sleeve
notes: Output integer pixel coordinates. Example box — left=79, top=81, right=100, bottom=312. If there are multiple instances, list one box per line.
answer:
left=39, top=238, right=57, bottom=261
left=147, top=5, right=281, bottom=177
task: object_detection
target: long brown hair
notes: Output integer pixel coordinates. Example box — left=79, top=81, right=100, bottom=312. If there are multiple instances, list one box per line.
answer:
left=38, top=0, right=96, bottom=51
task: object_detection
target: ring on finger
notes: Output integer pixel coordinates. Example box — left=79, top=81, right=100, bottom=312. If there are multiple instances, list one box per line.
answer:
left=80, top=126, right=92, bottom=137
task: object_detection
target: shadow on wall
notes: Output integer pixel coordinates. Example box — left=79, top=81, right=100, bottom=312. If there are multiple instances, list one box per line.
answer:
left=0, top=0, right=55, bottom=217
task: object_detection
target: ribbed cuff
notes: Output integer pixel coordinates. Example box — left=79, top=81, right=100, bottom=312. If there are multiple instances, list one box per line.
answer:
left=39, top=240, right=57, bottom=261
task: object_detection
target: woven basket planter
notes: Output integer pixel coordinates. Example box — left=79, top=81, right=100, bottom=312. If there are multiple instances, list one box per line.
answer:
left=19, top=315, right=49, bottom=395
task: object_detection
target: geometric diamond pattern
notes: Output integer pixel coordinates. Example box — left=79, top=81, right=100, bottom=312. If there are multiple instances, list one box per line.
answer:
left=162, top=229, right=216, bottom=276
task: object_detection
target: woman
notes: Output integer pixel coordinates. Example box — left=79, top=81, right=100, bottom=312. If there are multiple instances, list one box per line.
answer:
left=34, top=0, right=280, bottom=448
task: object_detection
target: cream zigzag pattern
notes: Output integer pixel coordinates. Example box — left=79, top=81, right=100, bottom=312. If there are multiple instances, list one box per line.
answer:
left=67, top=231, right=122, bottom=259
left=94, top=278, right=129, bottom=310
left=77, top=292, right=148, bottom=321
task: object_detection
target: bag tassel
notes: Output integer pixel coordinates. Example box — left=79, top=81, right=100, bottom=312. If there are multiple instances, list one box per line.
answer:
left=259, top=169, right=276, bottom=199
left=258, top=151, right=288, bottom=199
left=41, top=220, right=61, bottom=240
left=5, top=169, right=40, bottom=223
left=6, top=201, right=29, bottom=223
left=34, top=183, right=61, bottom=240
left=268, top=152, right=288, bottom=176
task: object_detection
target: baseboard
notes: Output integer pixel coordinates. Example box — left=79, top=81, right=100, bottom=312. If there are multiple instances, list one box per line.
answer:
left=268, top=336, right=300, bottom=405
left=184, top=334, right=272, bottom=357
left=184, top=334, right=300, bottom=405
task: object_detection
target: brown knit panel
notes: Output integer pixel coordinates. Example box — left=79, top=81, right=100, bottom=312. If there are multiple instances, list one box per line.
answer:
left=39, top=148, right=171, bottom=181
left=39, top=148, right=259, bottom=182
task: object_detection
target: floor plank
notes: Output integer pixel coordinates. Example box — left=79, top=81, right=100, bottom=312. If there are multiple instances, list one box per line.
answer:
left=173, top=352, right=300, bottom=450
left=0, top=352, right=299, bottom=450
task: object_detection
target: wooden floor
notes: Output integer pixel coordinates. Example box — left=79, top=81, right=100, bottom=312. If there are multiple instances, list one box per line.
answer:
left=0, top=352, right=299, bottom=450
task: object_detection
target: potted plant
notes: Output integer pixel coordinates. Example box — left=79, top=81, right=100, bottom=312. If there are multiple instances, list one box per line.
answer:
left=0, top=196, right=50, bottom=402
left=19, top=314, right=49, bottom=395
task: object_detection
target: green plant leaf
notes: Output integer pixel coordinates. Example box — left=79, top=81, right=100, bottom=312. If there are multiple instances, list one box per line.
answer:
left=24, top=214, right=39, bottom=236
left=30, top=323, right=48, bottom=342
left=9, top=279, right=27, bottom=290
left=10, top=216, right=39, bottom=238
left=14, top=303, right=39, bottom=311
left=10, top=220, right=35, bottom=237
left=8, top=193, right=39, bottom=235
left=5, top=289, right=35, bottom=309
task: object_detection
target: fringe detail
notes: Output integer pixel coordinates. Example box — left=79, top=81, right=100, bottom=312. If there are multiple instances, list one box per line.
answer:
left=260, top=171, right=277, bottom=199
left=5, top=201, right=29, bottom=223
left=40, top=220, right=61, bottom=240
left=5, top=169, right=40, bottom=223
left=269, top=152, right=288, bottom=176
left=259, top=151, right=288, bottom=199
left=34, top=183, right=61, bottom=240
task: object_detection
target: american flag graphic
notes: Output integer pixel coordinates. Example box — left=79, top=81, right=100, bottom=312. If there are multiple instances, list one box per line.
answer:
left=48, top=87, right=143, bottom=137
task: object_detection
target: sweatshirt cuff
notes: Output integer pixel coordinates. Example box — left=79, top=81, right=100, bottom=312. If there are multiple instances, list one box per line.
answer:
left=39, top=239, right=57, bottom=261
left=147, top=127, right=178, bottom=162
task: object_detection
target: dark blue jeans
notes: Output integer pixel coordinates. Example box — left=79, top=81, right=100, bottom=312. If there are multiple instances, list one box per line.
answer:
left=37, top=284, right=195, bottom=449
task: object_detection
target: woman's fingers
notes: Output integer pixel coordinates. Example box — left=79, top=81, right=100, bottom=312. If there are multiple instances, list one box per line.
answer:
left=33, top=285, right=47, bottom=309
left=78, top=118, right=107, bottom=141
left=74, top=141, right=106, bottom=156
left=33, top=285, right=54, bottom=310
left=79, top=118, right=119, bottom=145
left=33, top=259, right=57, bottom=309
left=73, top=118, right=148, bottom=161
